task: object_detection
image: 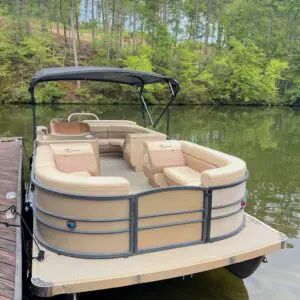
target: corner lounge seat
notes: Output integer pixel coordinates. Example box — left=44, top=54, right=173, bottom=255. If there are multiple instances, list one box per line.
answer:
left=143, top=140, right=246, bottom=187
left=35, top=143, right=129, bottom=195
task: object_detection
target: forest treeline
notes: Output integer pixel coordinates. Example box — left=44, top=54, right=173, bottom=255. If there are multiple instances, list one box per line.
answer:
left=0, top=0, right=299, bottom=105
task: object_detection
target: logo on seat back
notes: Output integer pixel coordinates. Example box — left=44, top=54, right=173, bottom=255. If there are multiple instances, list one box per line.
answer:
left=64, top=148, right=81, bottom=153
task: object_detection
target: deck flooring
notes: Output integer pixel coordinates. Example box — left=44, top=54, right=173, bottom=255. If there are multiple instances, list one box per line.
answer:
left=100, top=155, right=153, bottom=193
left=0, top=138, right=22, bottom=300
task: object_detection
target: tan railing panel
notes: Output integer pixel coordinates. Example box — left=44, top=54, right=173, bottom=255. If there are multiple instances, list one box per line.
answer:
left=212, top=183, right=246, bottom=207
left=210, top=210, right=244, bottom=239
left=35, top=189, right=130, bottom=219
left=138, top=223, right=202, bottom=250
left=139, top=212, right=202, bottom=228
left=137, top=189, right=204, bottom=250
left=36, top=221, right=130, bottom=254
left=138, top=190, right=204, bottom=215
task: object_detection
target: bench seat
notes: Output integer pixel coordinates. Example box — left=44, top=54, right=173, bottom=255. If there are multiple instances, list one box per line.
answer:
left=109, top=138, right=125, bottom=147
left=164, top=166, right=201, bottom=186
left=143, top=140, right=247, bottom=188
left=35, top=143, right=130, bottom=195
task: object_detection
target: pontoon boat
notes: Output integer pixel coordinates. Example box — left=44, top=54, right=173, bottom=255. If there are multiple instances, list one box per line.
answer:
left=27, top=67, right=287, bottom=298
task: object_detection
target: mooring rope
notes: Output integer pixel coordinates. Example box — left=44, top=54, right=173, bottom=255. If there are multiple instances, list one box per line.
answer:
left=0, top=205, right=45, bottom=261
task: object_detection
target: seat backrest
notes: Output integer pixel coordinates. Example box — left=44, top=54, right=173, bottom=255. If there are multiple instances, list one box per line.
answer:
left=144, top=140, right=186, bottom=173
left=50, top=118, right=68, bottom=125
left=49, top=122, right=91, bottom=135
left=34, top=144, right=130, bottom=195
left=180, top=141, right=246, bottom=187
left=181, top=141, right=223, bottom=173
left=107, top=125, right=146, bottom=139
left=49, top=143, right=100, bottom=176
left=84, top=120, right=136, bottom=125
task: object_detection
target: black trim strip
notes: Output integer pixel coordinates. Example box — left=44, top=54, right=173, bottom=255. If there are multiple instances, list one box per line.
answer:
left=212, top=192, right=247, bottom=210
left=35, top=215, right=130, bottom=234
left=138, top=219, right=203, bottom=231
left=205, top=189, right=213, bottom=242
left=34, top=226, right=131, bottom=259
left=211, top=207, right=244, bottom=220
left=209, top=215, right=246, bottom=242
left=202, top=189, right=209, bottom=242
left=129, top=196, right=135, bottom=254
left=132, top=195, right=138, bottom=252
left=34, top=204, right=130, bottom=222
left=139, top=208, right=204, bottom=219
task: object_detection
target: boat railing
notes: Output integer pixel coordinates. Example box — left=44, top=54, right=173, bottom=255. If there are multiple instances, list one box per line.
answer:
left=31, top=170, right=248, bottom=259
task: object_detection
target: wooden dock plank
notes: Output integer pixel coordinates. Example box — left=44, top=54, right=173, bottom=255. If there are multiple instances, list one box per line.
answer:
left=0, top=138, right=23, bottom=300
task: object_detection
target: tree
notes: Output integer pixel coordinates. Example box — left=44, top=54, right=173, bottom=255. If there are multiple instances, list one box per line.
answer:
left=69, top=0, right=79, bottom=80
left=0, top=0, right=298, bottom=105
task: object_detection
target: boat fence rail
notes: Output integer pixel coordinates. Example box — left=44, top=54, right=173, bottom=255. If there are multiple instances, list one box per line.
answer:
left=30, top=170, right=248, bottom=259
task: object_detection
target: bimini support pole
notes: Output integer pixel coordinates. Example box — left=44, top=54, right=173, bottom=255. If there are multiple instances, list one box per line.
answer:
left=136, top=86, right=154, bottom=127
left=30, top=87, right=37, bottom=141
left=166, top=106, right=170, bottom=137
left=153, top=82, right=176, bottom=129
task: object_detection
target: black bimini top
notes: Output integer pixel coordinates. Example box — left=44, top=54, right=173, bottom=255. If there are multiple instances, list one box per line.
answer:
left=28, top=67, right=179, bottom=95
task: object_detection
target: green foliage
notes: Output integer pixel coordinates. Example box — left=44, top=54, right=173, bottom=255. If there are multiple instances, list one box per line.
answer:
left=285, top=86, right=300, bottom=105
left=124, top=45, right=153, bottom=72
left=197, top=39, right=288, bottom=104
left=143, top=91, right=158, bottom=104
left=0, top=0, right=299, bottom=105
left=36, top=83, right=66, bottom=104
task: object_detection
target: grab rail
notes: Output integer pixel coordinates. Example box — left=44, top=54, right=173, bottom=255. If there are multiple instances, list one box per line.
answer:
left=67, top=112, right=99, bottom=122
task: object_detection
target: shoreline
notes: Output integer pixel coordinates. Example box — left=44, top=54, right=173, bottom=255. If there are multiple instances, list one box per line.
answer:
left=1, top=102, right=299, bottom=108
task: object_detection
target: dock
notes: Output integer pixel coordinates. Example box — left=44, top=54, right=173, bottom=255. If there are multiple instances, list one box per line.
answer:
left=0, top=138, right=23, bottom=300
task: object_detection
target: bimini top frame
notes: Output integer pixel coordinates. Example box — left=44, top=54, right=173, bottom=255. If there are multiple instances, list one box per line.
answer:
left=28, top=67, right=180, bottom=139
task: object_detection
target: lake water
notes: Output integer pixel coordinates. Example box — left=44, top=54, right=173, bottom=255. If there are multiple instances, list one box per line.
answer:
left=0, top=104, right=299, bottom=299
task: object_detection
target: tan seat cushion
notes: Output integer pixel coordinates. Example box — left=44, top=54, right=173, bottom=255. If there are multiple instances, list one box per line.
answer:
left=163, top=166, right=201, bottom=185
left=181, top=141, right=229, bottom=167
left=97, top=139, right=109, bottom=146
left=107, top=125, right=141, bottom=138
left=70, top=171, right=91, bottom=177
left=149, top=150, right=185, bottom=173
left=185, top=154, right=216, bottom=173
left=50, top=118, right=68, bottom=125
left=50, top=143, right=99, bottom=176
left=50, top=122, right=91, bottom=135
left=109, top=138, right=124, bottom=147
left=35, top=145, right=130, bottom=195
left=88, top=125, right=108, bottom=139
left=84, top=120, right=136, bottom=125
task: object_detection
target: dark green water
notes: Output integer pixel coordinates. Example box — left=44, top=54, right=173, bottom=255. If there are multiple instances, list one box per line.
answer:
left=1, top=104, right=299, bottom=299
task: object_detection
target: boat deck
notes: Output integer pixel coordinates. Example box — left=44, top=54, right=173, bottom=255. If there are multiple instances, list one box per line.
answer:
left=100, top=155, right=153, bottom=193
left=31, top=214, right=286, bottom=297
left=0, top=138, right=23, bottom=300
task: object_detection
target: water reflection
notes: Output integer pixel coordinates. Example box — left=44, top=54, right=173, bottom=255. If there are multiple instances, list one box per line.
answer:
left=81, top=269, right=248, bottom=300
left=0, top=104, right=299, bottom=298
